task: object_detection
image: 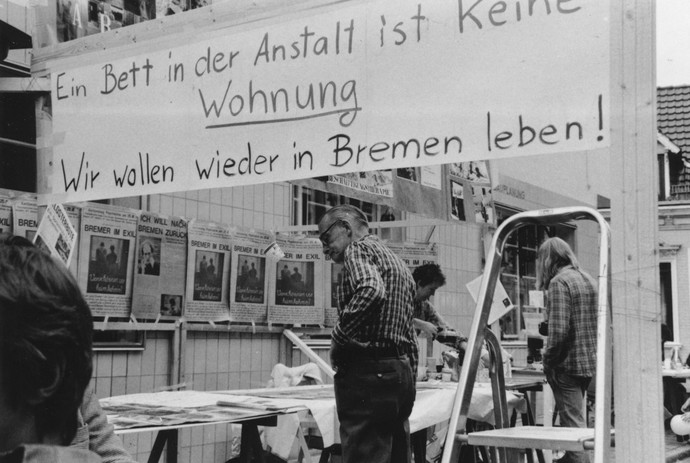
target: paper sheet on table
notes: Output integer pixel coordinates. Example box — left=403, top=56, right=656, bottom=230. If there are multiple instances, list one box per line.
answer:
left=466, top=275, right=514, bottom=325
left=102, top=390, right=231, bottom=408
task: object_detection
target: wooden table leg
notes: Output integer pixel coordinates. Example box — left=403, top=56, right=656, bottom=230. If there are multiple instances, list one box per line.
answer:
left=411, top=429, right=426, bottom=463
left=238, top=416, right=277, bottom=463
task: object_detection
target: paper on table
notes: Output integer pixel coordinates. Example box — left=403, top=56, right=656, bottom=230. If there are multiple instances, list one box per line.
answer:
left=466, top=275, right=514, bottom=325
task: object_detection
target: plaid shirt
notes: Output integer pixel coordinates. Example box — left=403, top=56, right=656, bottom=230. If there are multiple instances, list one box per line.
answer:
left=333, top=234, right=418, bottom=373
left=542, top=266, right=598, bottom=377
left=414, top=299, right=451, bottom=331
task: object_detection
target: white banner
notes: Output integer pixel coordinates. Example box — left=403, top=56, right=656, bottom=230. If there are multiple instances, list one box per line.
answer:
left=46, top=0, right=610, bottom=204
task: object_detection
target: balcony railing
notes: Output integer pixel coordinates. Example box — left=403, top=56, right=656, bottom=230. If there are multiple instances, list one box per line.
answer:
left=668, top=184, right=690, bottom=201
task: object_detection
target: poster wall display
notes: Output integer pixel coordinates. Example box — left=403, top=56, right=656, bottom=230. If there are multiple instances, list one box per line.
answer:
left=268, top=234, right=325, bottom=325
left=185, top=219, right=232, bottom=322
left=33, top=203, right=78, bottom=268
left=47, top=0, right=610, bottom=205
left=228, top=228, right=274, bottom=323
left=77, top=205, right=139, bottom=317
left=131, top=212, right=188, bottom=320
left=12, top=195, right=38, bottom=241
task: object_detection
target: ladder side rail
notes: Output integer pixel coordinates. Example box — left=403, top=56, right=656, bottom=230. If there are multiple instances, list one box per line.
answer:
left=440, top=212, right=529, bottom=463
left=485, top=327, right=510, bottom=430
left=485, top=327, right=521, bottom=463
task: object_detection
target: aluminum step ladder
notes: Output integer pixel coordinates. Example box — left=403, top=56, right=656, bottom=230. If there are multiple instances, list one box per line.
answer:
left=440, top=207, right=614, bottom=463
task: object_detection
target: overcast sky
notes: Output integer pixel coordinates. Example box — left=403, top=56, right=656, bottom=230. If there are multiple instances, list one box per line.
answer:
left=657, top=0, right=690, bottom=86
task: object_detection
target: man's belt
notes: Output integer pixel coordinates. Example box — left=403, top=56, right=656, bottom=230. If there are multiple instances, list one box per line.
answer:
left=337, top=344, right=406, bottom=362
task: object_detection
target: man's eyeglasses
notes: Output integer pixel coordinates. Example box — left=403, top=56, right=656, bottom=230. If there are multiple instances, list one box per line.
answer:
left=319, top=220, right=341, bottom=245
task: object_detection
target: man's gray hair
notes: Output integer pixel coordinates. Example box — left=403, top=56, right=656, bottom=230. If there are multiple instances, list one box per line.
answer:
left=321, top=204, right=369, bottom=230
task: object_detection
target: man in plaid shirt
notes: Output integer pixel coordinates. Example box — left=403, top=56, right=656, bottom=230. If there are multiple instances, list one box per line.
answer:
left=538, top=237, right=597, bottom=463
left=319, top=204, right=417, bottom=463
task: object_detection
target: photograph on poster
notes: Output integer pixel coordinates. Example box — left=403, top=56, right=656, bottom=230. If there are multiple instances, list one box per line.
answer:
left=472, top=184, right=495, bottom=225
left=55, top=234, right=71, bottom=263
left=450, top=180, right=466, bottom=221
left=137, top=237, right=161, bottom=276
left=193, top=250, right=223, bottom=301
left=275, top=260, right=315, bottom=306
left=235, top=255, right=266, bottom=304
left=449, top=161, right=490, bottom=182
left=87, top=236, right=129, bottom=294
left=160, top=294, right=183, bottom=316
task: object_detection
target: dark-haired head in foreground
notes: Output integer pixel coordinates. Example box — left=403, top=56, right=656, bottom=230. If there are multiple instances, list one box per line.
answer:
left=0, top=233, right=93, bottom=453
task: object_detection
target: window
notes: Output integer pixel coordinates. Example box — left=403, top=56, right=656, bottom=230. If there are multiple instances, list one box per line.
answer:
left=495, top=205, right=575, bottom=339
left=291, top=184, right=402, bottom=233
left=659, top=250, right=679, bottom=341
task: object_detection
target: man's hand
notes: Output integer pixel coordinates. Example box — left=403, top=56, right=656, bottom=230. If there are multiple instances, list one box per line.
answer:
left=414, top=318, right=439, bottom=339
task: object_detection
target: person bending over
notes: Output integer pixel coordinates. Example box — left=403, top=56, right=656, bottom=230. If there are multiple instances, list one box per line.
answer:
left=319, top=205, right=417, bottom=463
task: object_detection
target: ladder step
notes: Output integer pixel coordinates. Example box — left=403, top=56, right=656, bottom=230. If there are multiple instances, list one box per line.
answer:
left=467, top=426, right=615, bottom=452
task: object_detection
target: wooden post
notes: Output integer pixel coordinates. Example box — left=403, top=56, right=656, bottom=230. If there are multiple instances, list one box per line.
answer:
left=610, top=1, right=664, bottom=461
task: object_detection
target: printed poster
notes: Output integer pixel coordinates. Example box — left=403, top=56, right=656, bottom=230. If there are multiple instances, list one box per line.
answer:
left=77, top=204, right=138, bottom=317
left=449, top=161, right=495, bottom=225
left=449, top=179, right=467, bottom=222
left=327, top=171, right=394, bottom=198
left=0, top=193, right=10, bottom=235
left=33, top=203, right=78, bottom=268
left=387, top=242, right=438, bottom=273
left=466, top=275, right=514, bottom=325
left=420, top=165, right=443, bottom=190
left=471, top=182, right=495, bottom=226
left=228, top=227, right=273, bottom=323
left=185, top=219, right=232, bottom=322
left=268, top=234, right=324, bottom=325
left=64, top=204, right=83, bottom=278
left=11, top=195, right=38, bottom=241
left=131, top=212, right=188, bottom=320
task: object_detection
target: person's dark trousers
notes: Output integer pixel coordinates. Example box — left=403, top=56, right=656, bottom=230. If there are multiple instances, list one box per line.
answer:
left=334, top=355, right=415, bottom=463
left=547, top=371, right=592, bottom=463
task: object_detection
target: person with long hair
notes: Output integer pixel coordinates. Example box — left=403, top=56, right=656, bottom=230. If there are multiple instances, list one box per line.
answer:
left=537, top=237, right=597, bottom=463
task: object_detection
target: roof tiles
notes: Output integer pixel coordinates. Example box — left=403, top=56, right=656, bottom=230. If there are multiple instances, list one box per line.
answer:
left=658, top=86, right=690, bottom=154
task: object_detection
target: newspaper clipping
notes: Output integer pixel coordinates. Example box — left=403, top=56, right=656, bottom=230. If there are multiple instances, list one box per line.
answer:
left=387, top=241, right=438, bottom=273
left=0, top=192, right=10, bottom=235
left=228, top=228, right=273, bottom=323
left=77, top=205, right=139, bottom=317
left=268, top=234, right=324, bottom=325
left=185, top=219, right=232, bottom=322
left=132, top=212, right=188, bottom=320
left=64, top=204, right=82, bottom=278
left=11, top=195, right=38, bottom=241
left=33, top=203, right=77, bottom=268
